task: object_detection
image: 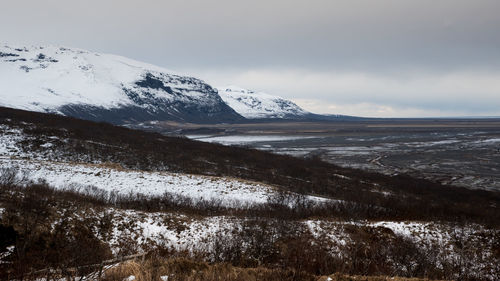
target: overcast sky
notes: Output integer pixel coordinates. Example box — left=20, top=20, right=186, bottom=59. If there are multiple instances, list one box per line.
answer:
left=2, top=0, right=500, bottom=117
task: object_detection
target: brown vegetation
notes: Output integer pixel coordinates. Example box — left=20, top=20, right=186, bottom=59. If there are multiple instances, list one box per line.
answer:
left=103, top=258, right=315, bottom=281
left=0, top=182, right=113, bottom=280
left=103, top=258, right=443, bottom=281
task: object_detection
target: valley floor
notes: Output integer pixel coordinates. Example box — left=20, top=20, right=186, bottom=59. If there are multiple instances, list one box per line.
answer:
left=162, top=119, right=500, bottom=191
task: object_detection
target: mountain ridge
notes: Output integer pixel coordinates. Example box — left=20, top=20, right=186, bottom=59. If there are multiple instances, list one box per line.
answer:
left=0, top=44, right=354, bottom=124
left=217, top=85, right=309, bottom=119
left=0, top=44, right=243, bottom=124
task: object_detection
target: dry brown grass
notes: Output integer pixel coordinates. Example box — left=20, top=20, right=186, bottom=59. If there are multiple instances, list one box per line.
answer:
left=318, top=273, right=446, bottom=281
left=103, top=258, right=442, bottom=281
left=102, top=258, right=314, bottom=281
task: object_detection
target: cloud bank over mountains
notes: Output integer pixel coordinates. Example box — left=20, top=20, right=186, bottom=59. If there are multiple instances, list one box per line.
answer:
left=1, top=0, right=499, bottom=117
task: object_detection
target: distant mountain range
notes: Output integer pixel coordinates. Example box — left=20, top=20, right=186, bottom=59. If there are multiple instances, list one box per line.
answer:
left=0, top=44, right=352, bottom=124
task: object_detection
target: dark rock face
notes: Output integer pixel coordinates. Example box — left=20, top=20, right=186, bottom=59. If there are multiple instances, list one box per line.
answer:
left=58, top=72, right=244, bottom=124
left=58, top=103, right=243, bottom=125
left=135, top=73, right=174, bottom=92
left=0, top=52, right=19, bottom=57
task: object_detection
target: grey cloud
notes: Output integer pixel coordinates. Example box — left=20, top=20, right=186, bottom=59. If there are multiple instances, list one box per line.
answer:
left=2, top=0, right=500, bottom=71
left=1, top=0, right=499, bottom=116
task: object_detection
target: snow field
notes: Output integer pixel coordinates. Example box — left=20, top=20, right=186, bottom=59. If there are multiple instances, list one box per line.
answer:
left=0, top=157, right=276, bottom=208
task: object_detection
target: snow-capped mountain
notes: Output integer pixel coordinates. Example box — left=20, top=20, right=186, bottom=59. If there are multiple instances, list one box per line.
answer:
left=0, top=45, right=242, bottom=124
left=217, top=86, right=309, bottom=119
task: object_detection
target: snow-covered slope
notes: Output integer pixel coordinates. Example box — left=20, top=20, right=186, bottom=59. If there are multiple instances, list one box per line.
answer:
left=0, top=121, right=330, bottom=208
left=0, top=45, right=242, bottom=124
left=217, top=86, right=309, bottom=119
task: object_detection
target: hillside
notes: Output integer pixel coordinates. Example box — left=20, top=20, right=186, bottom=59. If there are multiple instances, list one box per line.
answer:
left=1, top=106, right=499, bottom=221
left=0, top=45, right=242, bottom=124
left=0, top=107, right=499, bottom=280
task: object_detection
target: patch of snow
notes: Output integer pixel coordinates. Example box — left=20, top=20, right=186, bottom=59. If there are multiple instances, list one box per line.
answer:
left=404, top=139, right=461, bottom=147
left=191, top=135, right=317, bottom=145
left=473, top=138, right=500, bottom=144
left=184, top=134, right=215, bottom=140
left=0, top=157, right=277, bottom=207
left=40, top=142, right=54, bottom=148
left=0, top=125, right=25, bottom=156
left=0, top=245, right=15, bottom=264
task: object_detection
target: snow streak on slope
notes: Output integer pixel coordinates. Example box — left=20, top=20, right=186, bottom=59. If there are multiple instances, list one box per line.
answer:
left=217, top=86, right=308, bottom=119
left=1, top=158, right=275, bottom=207
left=0, top=45, right=241, bottom=123
left=0, top=124, right=271, bottom=206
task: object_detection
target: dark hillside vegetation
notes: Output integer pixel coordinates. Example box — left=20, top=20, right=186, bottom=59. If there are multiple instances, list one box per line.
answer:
left=1, top=106, right=499, bottom=224
left=2, top=180, right=497, bottom=280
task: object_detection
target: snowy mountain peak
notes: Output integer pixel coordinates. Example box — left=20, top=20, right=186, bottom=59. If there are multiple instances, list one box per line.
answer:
left=0, top=44, right=242, bottom=123
left=217, top=86, right=309, bottom=119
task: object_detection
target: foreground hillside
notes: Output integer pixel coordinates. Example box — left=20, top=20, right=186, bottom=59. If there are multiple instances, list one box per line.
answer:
left=2, top=179, right=497, bottom=280
left=0, top=106, right=499, bottom=280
